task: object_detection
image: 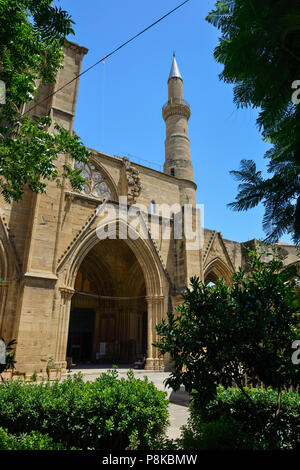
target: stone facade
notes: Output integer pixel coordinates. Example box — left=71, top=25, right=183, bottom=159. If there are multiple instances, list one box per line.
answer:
left=0, top=42, right=298, bottom=377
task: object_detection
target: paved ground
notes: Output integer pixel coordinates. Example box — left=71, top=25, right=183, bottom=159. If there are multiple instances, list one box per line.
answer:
left=62, top=366, right=190, bottom=440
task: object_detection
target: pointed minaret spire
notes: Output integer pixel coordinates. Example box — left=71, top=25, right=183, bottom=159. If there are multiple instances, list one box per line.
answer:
left=169, top=53, right=182, bottom=81
left=162, top=54, right=194, bottom=182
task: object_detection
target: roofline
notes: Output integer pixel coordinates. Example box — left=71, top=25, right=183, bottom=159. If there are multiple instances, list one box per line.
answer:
left=64, top=40, right=89, bottom=56
left=88, top=148, right=197, bottom=189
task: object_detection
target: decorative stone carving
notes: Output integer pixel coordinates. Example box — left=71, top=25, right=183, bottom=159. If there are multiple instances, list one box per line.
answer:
left=57, top=202, right=105, bottom=269
left=75, top=161, right=112, bottom=200
left=122, top=157, right=142, bottom=205
left=59, top=287, right=75, bottom=301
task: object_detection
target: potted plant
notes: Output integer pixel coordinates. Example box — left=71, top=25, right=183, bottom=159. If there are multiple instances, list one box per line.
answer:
left=0, top=338, right=16, bottom=381
left=46, top=356, right=61, bottom=381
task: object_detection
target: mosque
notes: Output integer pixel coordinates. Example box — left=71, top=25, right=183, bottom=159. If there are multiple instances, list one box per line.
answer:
left=0, top=42, right=297, bottom=377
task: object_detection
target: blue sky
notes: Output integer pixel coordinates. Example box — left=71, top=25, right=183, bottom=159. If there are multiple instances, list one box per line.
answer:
left=55, top=0, right=291, bottom=244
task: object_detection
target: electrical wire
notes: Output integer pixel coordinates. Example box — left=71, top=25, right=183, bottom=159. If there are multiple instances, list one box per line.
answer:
left=24, top=0, right=191, bottom=116
left=76, top=291, right=145, bottom=301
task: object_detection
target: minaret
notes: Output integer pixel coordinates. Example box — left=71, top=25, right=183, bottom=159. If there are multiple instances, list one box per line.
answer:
left=162, top=54, right=193, bottom=181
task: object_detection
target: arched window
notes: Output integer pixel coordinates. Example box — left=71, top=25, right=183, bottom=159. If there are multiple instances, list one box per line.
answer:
left=150, top=201, right=156, bottom=214
left=75, top=161, right=113, bottom=200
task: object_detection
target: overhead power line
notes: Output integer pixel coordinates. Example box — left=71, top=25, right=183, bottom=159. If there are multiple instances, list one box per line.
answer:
left=25, top=0, right=191, bottom=116
left=76, top=291, right=145, bottom=301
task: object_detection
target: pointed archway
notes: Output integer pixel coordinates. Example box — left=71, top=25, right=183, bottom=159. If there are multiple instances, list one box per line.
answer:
left=204, top=257, right=233, bottom=286
left=0, top=215, right=20, bottom=338
left=55, top=218, right=168, bottom=370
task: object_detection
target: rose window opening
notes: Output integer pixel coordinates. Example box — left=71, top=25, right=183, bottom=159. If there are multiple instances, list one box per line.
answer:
left=75, top=162, right=112, bottom=199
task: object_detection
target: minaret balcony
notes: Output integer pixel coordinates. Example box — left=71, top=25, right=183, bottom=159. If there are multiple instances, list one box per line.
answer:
left=162, top=98, right=191, bottom=120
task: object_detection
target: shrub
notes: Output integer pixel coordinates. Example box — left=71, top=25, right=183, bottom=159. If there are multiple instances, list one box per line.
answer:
left=0, top=427, right=63, bottom=450
left=188, top=386, right=300, bottom=450
left=181, top=414, right=265, bottom=450
left=0, top=369, right=169, bottom=450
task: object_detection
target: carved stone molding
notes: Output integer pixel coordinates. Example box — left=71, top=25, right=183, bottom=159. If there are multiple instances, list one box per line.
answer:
left=122, top=157, right=142, bottom=205
left=145, top=295, right=165, bottom=304
left=59, top=287, right=75, bottom=301
left=0, top=212, right=21, bottom=275
left=162, top=102, right=191, bottom=121
left=56, top=201, right=106, bottom=269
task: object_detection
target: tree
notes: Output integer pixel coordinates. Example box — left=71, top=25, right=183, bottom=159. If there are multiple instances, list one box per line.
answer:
left=155, top=246, right=300, bottom=448
left=206, top=0, right=300, bottom=244
left=0, top=0, right=90, bottom=202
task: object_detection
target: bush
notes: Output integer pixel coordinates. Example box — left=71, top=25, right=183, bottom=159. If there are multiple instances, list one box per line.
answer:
left=187, top=386, right=300, bottom=450
left=181, top=415, right=265, bottom=450
left=0, top=369, right=169, bottom=450
left=0, top=427, right=63, bottom=450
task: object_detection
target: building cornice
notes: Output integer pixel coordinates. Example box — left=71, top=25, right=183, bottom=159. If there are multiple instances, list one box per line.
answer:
left=64, top=40, right=88, bottom=56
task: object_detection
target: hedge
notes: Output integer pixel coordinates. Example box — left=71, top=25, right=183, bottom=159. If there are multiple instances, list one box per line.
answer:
left=0, top=369, right=169, bottom=450
left=0, top=427, right=64, bottom=450
left=185, top=386, right=300, bottom=450
left=180, top=414, right=264, bottom=450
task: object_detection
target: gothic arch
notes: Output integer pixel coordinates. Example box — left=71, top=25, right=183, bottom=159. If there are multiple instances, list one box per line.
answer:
left=0, top=239, right=18, bottom=337
left=58, top=218, right=166, bottom=297
left=0, top=216, right=20, bottom=335
left=55, top=218, right=168, bottom=370
left=0, top=214, right=20, bottom=281
left=0, top=239, right=8, bottom=281
left=204, top=257, right=233, bottom=286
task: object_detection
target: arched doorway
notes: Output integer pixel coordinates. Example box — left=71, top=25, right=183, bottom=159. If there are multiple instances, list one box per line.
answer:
left=66, top=239, right=147, bottom=365
left=56, top=218, right=167, bottom=370
left=204, top=258, right=233, bottom=286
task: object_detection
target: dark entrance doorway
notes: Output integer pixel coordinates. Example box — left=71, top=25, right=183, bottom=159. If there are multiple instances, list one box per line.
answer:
left=66, top=239, right=147, bottom=366
left=67, top=308, right=95, bottom=363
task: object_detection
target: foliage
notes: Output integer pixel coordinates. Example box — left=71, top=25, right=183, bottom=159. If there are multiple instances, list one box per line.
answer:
left=0, top=0, right=90, bottom=202
left=0, top=339, right=17, bottom=379
left=0, top=369, right=169, bottom=450
left=154, top=437, right=180, bottom=451
left=180, top=414, right=264, bottom=450
left=155, top=246, right=300, bottom=447
left=187, top=386, right=300, bottom=450
left=0, top=427, right=64, bottom=450
left=46, top=355, right=59, bottom=370
left=30, top=370, right=38, bottom=382
left=206, top=0, right=300, bottom=243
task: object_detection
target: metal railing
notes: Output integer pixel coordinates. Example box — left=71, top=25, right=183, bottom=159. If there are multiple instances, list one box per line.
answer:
left=162, top=97, right=190, bottom=110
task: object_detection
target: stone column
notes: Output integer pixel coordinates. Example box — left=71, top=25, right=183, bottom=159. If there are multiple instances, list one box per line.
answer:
left=145, top=297, right=153, bottom=369
left=55, top=287, right=74, bottom=370
left=145, top=295, right=165, bottom=370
